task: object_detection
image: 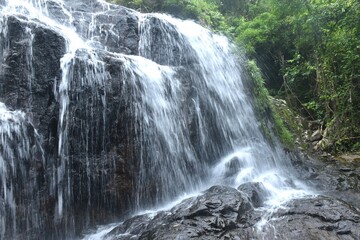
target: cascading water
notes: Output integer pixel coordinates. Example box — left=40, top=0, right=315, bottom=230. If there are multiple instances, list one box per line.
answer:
left=134, top=13, right=311, bottom=208
left=0, top=0, right=129, bottom=238
left=0, top=103, right=44, bottom=239
left=0, top=0, right=314, bottom=239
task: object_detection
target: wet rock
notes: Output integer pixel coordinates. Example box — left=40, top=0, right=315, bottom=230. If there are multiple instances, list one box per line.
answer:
left=139, top=16, right=197, bottom=66
left=87, top=8, right=139, bottom=54
left=1, top=15, right=66, bottom=239
left=223, top=157, right=241, bottom=178
left=262, top=195, right=360, bottom=240
left=107, top=185, right=256, bottom=239
left=289, top=151, right=360, bottom=210
left=45, top=0, right=73, bottom=24
left=237, top=182, right=268, bottom=208
left=105, top=186, right=360, bottom=240
left=44, top=0, right=140, bottom=55
left=0, top=15, right=65, bottom=138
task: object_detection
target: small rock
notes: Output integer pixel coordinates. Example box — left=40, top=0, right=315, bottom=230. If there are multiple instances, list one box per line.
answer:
left=237, top=182, right=268, bottom=208
left=316, top=138, right=331, bottom=150
left=339, top=167, right=353, bottom=172
left=336, top=221, right=352, bottom=235
left=313, top=141, right=320, bottom=149
left=337, top=229, right=351, bottom=235
left=310, top=129, right=323, bottom=142
left=308, top=120, right=322, bottom=131
left=320, top=152, right=330, bottom=158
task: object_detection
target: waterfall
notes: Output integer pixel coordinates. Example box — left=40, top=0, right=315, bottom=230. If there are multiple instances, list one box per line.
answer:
left=0, top=103, right=44, bottom=239
left=134, top=13, right=309, bottom=208
left=0, top=0, right=311, bottom=239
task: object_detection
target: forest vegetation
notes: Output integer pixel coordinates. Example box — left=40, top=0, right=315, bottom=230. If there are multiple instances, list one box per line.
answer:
left=108, top=0, right=360, bottom=153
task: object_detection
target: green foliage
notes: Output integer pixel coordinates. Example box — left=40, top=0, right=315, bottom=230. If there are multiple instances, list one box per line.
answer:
left=235, top=13, right=277, bottom=53
left=273, top=112, right=294, bottom=148
left=247, top=60, right=294, bottom=148
left=237, top=0, right=360, bottom=153
left=247, top=60, right=269, bottom=114
left=175, top=0, right=228, bottom=30
left=302, top=100, right=323, bottom=119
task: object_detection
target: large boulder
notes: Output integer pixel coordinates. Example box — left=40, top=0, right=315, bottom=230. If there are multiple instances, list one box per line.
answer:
left=106, top=185, right=256, bottom=239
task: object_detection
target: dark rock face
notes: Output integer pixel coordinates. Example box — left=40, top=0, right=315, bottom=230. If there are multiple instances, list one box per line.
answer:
left=66, top=1, right=139, bottom=55
left=42, top=0, right=140, bottom=55
left=0, top=4, right=140, bottom=238
left=0, top=16, right=64, bottom=137
left=105, top=185, right=360, bottom=240
left=290, top=151, right=360, bottom=210
left=263, top=196, right=360, bottom=240
left=0, top=15, right=68, bottom=239
left=139, top=16, right=197, bottom=66
left=64, top=52, right=139, bottom=234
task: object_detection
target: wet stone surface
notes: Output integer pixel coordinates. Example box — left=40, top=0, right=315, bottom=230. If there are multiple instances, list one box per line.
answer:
left=104, top=184, right=360, bottom=240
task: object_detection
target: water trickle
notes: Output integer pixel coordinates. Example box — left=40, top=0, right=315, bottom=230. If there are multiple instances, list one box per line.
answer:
left=0, top=102, right=44, bottom=239
left=120, top=55, right=205, bottom=209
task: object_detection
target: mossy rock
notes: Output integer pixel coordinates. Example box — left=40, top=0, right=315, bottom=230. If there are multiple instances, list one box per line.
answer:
left=335, top=154, right=360, bottom=162
left=269, top=96, right=305, bottom=138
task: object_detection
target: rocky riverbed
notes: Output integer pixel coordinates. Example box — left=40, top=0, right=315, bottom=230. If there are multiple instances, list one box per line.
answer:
left=90, top=150, right=360, bottom=240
